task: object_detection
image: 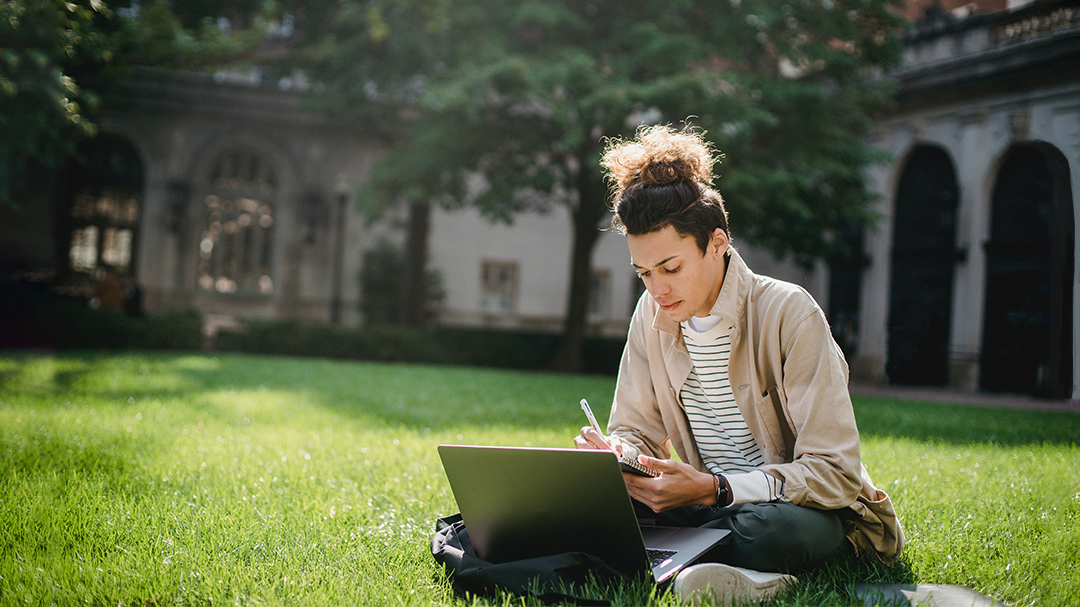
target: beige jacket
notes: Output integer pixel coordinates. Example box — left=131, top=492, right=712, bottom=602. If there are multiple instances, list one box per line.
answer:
left=607, top=249, right=904, bottom=563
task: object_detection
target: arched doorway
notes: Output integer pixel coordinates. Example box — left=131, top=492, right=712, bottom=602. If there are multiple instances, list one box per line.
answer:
left=60, top=134, right=144, bottom=312
left=886, top=145, right=960, bottom=386
left=981, top=144, right=1074, bottom=398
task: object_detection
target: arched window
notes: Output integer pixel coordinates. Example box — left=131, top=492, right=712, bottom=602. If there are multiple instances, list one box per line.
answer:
left=63, top=134, right=144, bottom=308
left=197, top=149, right=277, bottom=295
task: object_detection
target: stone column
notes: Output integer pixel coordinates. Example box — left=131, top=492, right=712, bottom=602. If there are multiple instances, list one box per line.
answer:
left=948, top=110, right=992, bottom=392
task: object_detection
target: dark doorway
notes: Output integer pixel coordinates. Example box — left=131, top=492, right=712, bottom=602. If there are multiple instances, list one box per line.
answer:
left=886, top=146, right=960, bottom=386
left=981, top=144, right=1074, bottom=398
left=58, top=134, right=145, bottom=313
left=827, top=220, right=867, bottom=360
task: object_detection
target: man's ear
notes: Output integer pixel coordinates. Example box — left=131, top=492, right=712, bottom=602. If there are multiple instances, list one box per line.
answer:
left=710, top=228, right=729, bottom=259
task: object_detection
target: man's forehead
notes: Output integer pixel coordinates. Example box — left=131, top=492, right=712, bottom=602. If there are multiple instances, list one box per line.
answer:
left=628, top=227, right=697, bottom=267
left=630, top=254, right=681, bottom=269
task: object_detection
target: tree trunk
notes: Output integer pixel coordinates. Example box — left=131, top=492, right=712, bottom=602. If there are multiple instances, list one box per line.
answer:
left=402, top=199, right=431, bottom=327
left=552, top=163, right=608, bottom=372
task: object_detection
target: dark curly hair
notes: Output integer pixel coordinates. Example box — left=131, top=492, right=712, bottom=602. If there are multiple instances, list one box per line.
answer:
left=601, top=125, right=729, bottom=254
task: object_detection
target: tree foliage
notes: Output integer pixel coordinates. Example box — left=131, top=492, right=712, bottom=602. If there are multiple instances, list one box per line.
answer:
left=121, top=0, right=285, bottom=70
left=4, top=0, right=906, bottom=368
left=1, top=0, right=286, bottom=207
left=1, top=0, right=120, bottom=170
left=290, top=0, right=904, bottom=366
left=297, top=0, right=904, bottom=260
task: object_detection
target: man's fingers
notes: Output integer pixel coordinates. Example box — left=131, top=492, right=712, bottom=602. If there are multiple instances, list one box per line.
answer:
left=577, top=427, right=611, bottom=450
left=624, top=481, right=662, bottom=513
left=638, top=454, right=678, bottom=474
left=638, top=454, right=663, bottom=469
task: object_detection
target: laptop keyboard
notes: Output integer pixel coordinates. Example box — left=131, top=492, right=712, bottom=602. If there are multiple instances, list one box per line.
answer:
left=647, top=549, right=677, bottom=567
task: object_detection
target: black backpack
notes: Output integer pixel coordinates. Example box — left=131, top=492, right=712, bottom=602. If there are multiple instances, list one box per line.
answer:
left=430, top=513, right=630, bottom=605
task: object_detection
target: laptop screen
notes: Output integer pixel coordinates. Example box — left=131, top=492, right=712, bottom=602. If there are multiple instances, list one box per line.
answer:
left=438, top=445, right=653, bottom=576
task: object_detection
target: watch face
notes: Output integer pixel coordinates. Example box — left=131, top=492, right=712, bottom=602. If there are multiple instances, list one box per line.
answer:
left=715, top=475, right=730, bottom=507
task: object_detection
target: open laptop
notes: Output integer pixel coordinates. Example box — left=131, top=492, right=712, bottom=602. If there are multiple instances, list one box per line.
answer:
left=438, top=444, right=729, bottom=583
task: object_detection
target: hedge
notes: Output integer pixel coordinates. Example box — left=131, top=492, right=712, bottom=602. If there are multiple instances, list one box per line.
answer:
left=2, top=279, right=624, bottom=374
left=214, top=320, right=624, bottom=375
left=0, top=280, right=203, bottom=350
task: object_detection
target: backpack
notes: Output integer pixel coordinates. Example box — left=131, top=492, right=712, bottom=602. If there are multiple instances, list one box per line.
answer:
left=430, top=513, right=626, bottom=605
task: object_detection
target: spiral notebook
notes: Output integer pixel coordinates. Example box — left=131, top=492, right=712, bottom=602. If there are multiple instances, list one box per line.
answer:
left=437, top=444, right=728, bottom=583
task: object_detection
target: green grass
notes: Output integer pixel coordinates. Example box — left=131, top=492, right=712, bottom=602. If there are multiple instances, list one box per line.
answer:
left=0, top=352, right=1077, bottom=606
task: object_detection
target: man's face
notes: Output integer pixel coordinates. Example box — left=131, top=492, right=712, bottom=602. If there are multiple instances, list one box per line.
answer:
left=627, top=225, right=729, bottom=322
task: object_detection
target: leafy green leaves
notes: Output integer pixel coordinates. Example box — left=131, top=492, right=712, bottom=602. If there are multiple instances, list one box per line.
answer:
left=1, top=0, right=118, bottom=168
left=299, top=0, right=904, bottom=259
left=1, top=0, right=284, bottom=207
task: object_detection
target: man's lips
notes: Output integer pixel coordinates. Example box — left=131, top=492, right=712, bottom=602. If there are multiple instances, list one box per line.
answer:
left=659, top=300, right=680, bottom=312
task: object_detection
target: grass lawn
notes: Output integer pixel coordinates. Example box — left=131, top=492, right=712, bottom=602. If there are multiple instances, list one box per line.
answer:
left=1, top=351, right=1078, bottom=606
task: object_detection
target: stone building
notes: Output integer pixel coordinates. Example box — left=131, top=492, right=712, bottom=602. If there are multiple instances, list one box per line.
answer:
left=850, top=0, right=1080, bottom=399
left=4, top=0, right=1076, bottom=400
left=1, top=68, right=823, bottom=344
left=2, top=67, right=378, bottom=331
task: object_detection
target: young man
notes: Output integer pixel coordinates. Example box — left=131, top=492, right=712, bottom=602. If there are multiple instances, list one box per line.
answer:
left=575, top=126, right=903, bottom=604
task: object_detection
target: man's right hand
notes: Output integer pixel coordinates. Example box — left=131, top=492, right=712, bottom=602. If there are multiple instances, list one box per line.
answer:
left=574, top=426, right=621, bottom=454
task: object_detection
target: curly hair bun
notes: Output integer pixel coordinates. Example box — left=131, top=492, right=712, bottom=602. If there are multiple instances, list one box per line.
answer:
left=601, top=125, right=717, bottom=198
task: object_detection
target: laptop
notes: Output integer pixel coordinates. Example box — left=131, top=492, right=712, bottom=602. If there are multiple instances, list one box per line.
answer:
left=437, top=444, right=729, bottom=583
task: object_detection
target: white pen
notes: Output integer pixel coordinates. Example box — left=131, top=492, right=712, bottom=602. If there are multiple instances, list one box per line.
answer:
left=580, top=399, right=604, bottom=437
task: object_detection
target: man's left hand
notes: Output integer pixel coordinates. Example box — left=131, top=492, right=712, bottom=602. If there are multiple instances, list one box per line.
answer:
left=623, top=455, right=717, bottom=513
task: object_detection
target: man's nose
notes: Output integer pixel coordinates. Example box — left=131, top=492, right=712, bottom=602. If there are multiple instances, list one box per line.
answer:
left=649, top=277, right=670, bottom=297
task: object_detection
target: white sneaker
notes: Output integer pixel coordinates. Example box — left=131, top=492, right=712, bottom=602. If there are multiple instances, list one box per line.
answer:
left=672, top=563, right=797, bottom=606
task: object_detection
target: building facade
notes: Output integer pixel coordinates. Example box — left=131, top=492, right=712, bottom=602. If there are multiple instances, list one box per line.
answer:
left=6, top=0, right=1076, bottom=400
left=850, top=0, right=1080, bottom=399
left=2, top=68, right=380, bottom=332
left=1, top=66, right=826, bottom=344
left=427, top=205, right=827, bottom=339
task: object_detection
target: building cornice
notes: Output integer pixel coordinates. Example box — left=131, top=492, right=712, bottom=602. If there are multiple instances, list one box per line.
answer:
left=891, top=0, right=1080, bottom=109
left=104, top=66, right=332, bottom=128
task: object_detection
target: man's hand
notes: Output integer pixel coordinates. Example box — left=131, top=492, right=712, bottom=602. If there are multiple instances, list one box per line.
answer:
left=574, top=427, right=622, bottom=454
left=623, top=455, right=716, bottom=513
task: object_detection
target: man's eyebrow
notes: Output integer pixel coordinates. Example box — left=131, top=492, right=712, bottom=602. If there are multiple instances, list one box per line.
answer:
left=631, top=255, right=679, bottom=270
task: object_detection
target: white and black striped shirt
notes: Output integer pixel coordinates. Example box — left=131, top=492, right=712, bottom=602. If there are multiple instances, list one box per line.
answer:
left=681, top=315, right=784, bottom=504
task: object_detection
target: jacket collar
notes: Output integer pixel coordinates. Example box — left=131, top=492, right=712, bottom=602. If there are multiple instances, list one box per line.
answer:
left=652, top=248, right=751, bottom=336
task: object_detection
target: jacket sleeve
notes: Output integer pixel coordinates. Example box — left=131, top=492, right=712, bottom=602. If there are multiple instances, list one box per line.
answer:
left=605, top=296, right=671, bottom=461
left=757, top=301, right=863, bottom=510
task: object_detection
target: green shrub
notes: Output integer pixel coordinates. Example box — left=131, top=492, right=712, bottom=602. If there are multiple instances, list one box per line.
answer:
left=0, top=279, right=202, bottom=350
left=215, top=320, right=624, bottom=374
left=128, top=309, right=204, bottom=350
left=1, top=279, right=622, bottom=372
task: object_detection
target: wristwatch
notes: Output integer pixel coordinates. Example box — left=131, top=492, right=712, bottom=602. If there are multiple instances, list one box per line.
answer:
left=713, top=474, right=731, bottom=507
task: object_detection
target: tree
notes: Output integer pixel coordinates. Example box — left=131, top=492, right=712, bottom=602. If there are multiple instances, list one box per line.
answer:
left=280, top=0, right=905, bottom=369
left=1, top=0, right=121, bottom=207
left=120, top=0, right=287, bottom=70
left=294, top=0, right=907, bottom=367
left=1, top=0, right=289, bottom=210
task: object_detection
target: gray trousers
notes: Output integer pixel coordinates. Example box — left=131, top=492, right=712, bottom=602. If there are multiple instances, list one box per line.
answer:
left=635, top=501, right=848, bottom=574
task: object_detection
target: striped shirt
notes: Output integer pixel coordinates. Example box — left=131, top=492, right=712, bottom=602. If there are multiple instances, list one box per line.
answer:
left=680, top=317, right=764, bottom=474
left=681, top=315, right=784, bottom=504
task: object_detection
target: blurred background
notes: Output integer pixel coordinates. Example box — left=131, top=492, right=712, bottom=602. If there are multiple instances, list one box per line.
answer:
left=1, top=0, right=1077, bottom=398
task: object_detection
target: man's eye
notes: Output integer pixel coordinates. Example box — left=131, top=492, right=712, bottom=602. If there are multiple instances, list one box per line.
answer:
left=664, top=266, right=681, bottom=274
left=636, top=272, right=649, bottom=279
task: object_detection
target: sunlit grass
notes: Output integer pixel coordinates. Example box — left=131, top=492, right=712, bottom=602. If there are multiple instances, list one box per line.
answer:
left=0, top=351, right=1077, bottom=606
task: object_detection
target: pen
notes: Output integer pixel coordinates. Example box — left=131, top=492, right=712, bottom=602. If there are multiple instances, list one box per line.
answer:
left=580, top=399, right=604, bottom=437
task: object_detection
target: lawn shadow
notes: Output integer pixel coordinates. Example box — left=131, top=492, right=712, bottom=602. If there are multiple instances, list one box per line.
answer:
left=792, top=550, right=914, bottom=606
left=0, top=351, right=261, bottom=426
left=0, top=351, right=608, bottom=434
left=853, top=396, right=1080, bottom=447
left=155, top=353, right=610, bottom=433
left=9, top=352, right=1075, bottom=449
